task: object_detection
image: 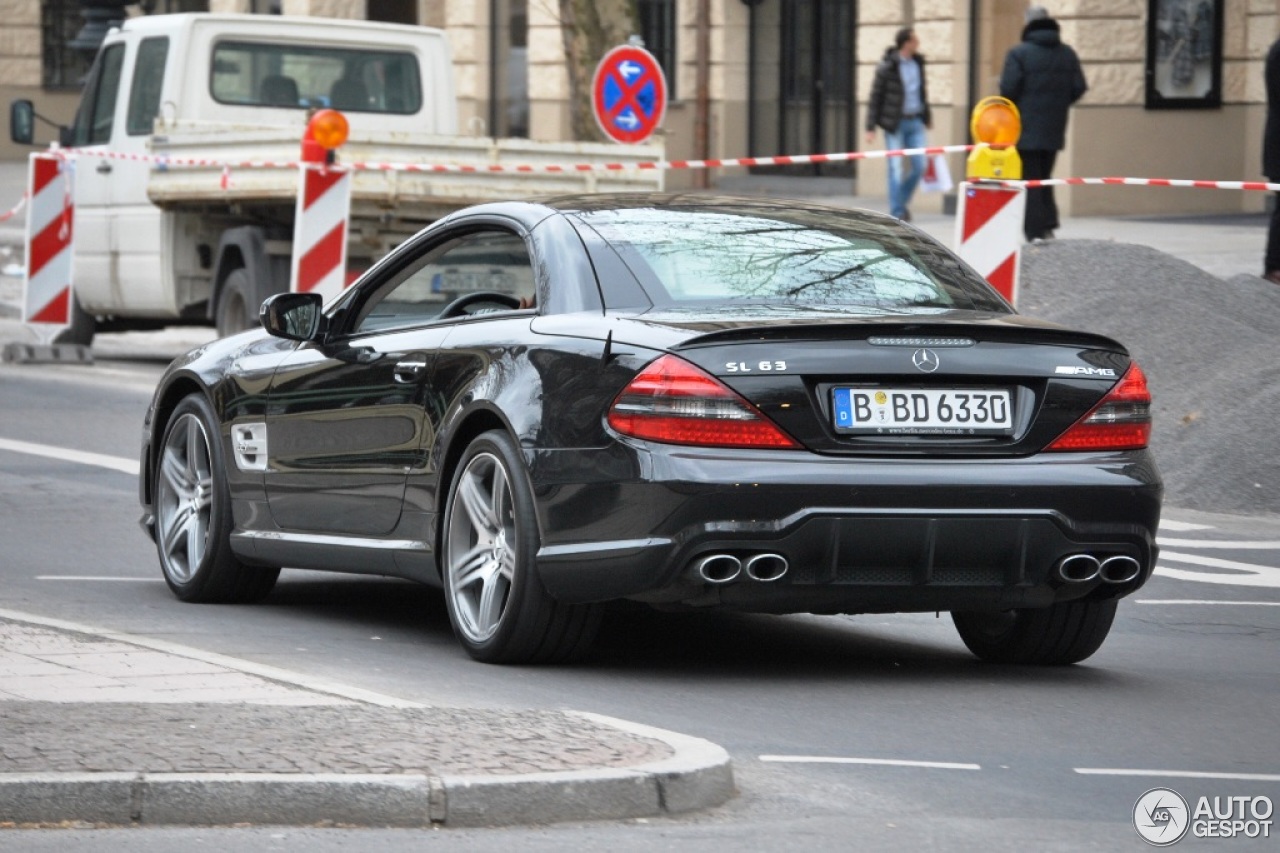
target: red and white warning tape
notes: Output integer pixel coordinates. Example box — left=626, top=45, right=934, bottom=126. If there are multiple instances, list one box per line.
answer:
left=974, top=176, right=1280, bottom=193
left=0, top=191, right=28, bottom=223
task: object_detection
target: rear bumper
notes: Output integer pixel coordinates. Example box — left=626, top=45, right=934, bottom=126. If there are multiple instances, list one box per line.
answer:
left=531, top=445, right=1162, bottom=612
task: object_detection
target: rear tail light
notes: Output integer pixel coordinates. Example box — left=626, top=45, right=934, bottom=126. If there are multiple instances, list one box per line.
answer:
left=1047, top=362, right=1152, bottom=452
left=608, top=354, right=800, bottom=449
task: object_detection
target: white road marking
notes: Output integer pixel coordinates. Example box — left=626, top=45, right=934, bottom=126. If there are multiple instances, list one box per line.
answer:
left=1076, top=768, right=1280, bottom=782
left=0, top=437, right=137, bottom=475
left=759, top=755, right=981, bottom=771
left=1135, top=599, right=1280, bottom=607
left=1159, top=538, right=1280, bottom=549
left=1157, top=551, right=1280, bottom=588
left=1159, top=520, right=1215, bottom=532
left=36, top=576, right=160, bottom=582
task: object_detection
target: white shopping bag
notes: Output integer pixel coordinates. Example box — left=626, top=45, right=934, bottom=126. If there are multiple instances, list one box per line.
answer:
left=920, top=154, right=953, bottom=194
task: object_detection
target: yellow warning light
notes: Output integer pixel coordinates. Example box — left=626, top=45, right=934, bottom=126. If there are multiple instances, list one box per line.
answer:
left=307, top=109, right=350, bottom=151
left=970, top=96, right=1021, bottom=147
left=967, top=97, right=1022, bottom=180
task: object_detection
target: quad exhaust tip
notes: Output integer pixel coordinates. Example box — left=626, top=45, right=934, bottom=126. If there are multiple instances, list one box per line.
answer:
left=1056, top=553, right=1143, bottom=584
left=694, top=552, right=790, bottom=584
left=1099, top=555, right=1142, bottom=584
left=696, top=554, right=742, bottom=585
left=1056, top=554, right=1101, bottom=584
left=744, top=553, right=789, bottom=583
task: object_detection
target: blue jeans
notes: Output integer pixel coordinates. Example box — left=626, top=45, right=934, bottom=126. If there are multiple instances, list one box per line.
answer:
left=884, top=117, right=927, bottom=220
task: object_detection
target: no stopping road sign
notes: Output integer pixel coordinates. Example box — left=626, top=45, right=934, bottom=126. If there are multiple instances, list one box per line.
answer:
left=592, top=44, right=667, bottom=145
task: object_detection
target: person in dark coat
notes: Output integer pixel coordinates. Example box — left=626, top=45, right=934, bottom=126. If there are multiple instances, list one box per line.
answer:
left=1263, top=35, right=1280, bottom=285
left=999, top=6, right=1087, bottom=241
left=865, top=27, right=931, bottom=221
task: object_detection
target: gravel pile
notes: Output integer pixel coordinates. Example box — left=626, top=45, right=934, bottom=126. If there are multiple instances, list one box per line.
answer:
left=1018, top=239, right=1280, bottom=517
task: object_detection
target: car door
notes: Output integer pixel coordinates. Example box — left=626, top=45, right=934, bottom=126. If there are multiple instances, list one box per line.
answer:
left=263, top=223, right=537, bottom=537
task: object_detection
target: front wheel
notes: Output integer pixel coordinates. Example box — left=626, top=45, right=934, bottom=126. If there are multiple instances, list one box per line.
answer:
left=154, top=393, right=279, bottom=603
left=952, top=599, right=1118, bottom=665
left=441, top=430, right=601, bottom=664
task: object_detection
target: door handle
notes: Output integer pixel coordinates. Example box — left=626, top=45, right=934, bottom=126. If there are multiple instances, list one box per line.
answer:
left=393, top=358, right=427, bottom=383
left=96, top=161, right=113, bottom=174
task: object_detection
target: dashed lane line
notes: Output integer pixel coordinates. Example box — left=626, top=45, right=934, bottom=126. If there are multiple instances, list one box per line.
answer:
left=0, top=437, right=137, bottom=475
left=759, top=756, right=981, bottom=770
left=1075, top=769, right=1280, bottom=782
left=1135, top=600, right=1280, bottom=606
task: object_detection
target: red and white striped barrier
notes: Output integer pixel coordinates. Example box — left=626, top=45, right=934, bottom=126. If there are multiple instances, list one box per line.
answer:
left=955, top=181, right=1026, bottom=306
left=290, top=164, right=351, bottom=300
left=22, top=153, right=74, bottom=334
left=978, top=176, right=1280, bottom=192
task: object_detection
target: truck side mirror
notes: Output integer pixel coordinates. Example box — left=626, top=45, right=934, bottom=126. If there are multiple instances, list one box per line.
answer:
left=260, top=292, right=324, bottom=341
left=10, top=99, right=34, bottom=145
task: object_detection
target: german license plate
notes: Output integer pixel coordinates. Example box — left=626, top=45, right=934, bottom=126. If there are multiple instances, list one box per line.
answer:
left=832, top=387, right=1013, bottom=435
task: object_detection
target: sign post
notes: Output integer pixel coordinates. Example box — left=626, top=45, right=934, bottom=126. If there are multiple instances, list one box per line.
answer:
left=591, top=44, right=667, bottom=145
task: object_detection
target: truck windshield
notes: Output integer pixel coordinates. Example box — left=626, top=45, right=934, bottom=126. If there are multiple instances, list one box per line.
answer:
left=210, top=41, right=422, bottom=114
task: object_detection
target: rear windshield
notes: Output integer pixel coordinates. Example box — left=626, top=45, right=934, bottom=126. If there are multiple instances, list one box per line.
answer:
left=210, top=40, right=422, bottom=114
left=573, top=205, right=1010, bottom=315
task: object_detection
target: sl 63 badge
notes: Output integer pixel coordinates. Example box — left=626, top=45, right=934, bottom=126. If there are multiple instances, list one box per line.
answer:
left=726, top=360, right=788, bottom=373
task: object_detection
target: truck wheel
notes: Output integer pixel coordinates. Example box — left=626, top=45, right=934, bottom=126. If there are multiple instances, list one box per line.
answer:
left=441, top=430, right=602, bottom=664
left=52, top=295, right=95, bottom=348
left=215, top=269, right=257, bottom=338
left=154, top=393, right=279, bottom=603
left=952, top=599, right=1118, bottom=665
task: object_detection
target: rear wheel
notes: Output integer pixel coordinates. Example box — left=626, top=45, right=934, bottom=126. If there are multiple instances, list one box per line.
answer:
left=215, top=268, right=257, bottom=338
left=952, top=599, right=1117, bottom=665
left=441, top=430, right=601, bottom=663
left=154, top=393, right=279, bottom=603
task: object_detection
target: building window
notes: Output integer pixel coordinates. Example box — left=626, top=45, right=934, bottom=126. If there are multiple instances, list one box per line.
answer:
left=42, top=0, right=94, bottom=89
left=636, top=0, right=675, bottom=97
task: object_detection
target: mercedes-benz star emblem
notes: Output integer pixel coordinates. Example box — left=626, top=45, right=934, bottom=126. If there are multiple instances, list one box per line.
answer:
left=912, top=348, right=940, bottom=373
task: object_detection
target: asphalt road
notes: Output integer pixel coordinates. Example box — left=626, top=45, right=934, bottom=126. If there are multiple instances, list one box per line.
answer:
left=1, top=347, right=1278, bottom=851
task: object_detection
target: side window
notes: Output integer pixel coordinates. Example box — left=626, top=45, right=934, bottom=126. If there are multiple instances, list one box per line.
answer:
left=354, top=230, right=534, bottom=333
left=127, top=37, right=169, bottom=136
left=72, top=42, right=126, bottom=147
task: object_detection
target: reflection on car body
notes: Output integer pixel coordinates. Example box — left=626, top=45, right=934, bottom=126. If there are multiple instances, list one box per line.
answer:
left=138, top=194, right=1161, bottom=666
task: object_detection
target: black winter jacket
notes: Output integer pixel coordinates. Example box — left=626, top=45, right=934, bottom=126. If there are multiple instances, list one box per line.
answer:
left=866, top=47, right=931, bottom=134
left=1264, top=37, right=1280, bottom=180
left=999, top=18, right=1087, bottom=151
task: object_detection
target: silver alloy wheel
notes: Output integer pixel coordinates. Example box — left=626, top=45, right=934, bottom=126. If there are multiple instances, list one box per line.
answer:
left=156, top=413, right=214, bottom=584
left=446, top=451, right=516, bottom=644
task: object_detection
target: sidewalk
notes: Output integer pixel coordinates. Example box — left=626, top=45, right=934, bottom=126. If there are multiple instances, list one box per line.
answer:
left=0, top=609, right=733, bottom=828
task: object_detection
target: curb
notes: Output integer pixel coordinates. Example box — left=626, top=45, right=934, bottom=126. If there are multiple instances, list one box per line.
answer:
left=0, top=723, right=733, bottom=828
left=0, top=609, right=735, bottom=828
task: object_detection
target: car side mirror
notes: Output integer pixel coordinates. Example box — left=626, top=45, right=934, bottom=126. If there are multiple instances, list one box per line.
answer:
left=10, top=100, right=34, bottom=146
left=260, top=292, right=324, bottom=342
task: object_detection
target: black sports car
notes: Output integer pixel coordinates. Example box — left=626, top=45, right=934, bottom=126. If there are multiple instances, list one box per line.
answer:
left=139, top=194, right=1161, bottom=665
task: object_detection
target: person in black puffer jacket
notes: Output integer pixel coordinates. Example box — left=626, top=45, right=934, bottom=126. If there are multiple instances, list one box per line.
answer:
left=1000, top=6, right=1087, bottom=241
left=865, top=27, right=931, bottom=221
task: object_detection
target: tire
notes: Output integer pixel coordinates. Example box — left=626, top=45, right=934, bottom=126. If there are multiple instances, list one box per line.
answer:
left=215, top=268, right=257, bottom=338
left=154, top=393, right=279, bottom=603
left=441, top=430, right=602, bottom=664
left=952, top=599, right=1118, bottom=665
left=52, top=295, right=95, bottom=348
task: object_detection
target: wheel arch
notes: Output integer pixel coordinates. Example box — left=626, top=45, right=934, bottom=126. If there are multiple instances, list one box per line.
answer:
left=433, top=405, right=520, bottom=552
left=209, top=226, right=284, bottom=323
left=142, top=376, right=213, bottom=508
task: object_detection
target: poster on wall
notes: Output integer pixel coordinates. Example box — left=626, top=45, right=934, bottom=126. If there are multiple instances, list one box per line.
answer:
left=1145, top=0, right=1223, bottom=109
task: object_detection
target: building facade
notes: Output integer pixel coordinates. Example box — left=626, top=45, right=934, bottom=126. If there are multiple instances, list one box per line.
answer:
left=2, top=0, right=1276, bottom=215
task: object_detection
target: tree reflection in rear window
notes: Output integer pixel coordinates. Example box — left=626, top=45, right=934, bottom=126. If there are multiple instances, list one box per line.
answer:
left=573, top=205, right=1010, bottom=315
